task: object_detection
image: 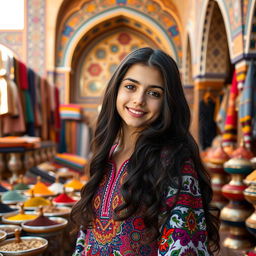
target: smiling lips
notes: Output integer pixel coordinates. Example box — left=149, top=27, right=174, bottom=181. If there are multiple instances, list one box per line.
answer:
left=126, top=107, right=146, bottom=118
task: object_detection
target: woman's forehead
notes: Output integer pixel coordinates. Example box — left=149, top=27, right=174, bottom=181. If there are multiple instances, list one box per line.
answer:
left=122, top=64, right=164, bottom=87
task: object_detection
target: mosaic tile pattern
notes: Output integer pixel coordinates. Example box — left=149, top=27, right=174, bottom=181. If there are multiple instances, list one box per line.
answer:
left=243, top=0, right=252, bottom=35
left=249, top=6, right=256, bottom=52
left=199, top=0, right=214, bottom=75
left=27, top=0, right=45, bottom=75
left=70, top=17, right=159, bottom=68
left=199, top=1, right=228, bottom=77
left=227, top=0, right=243, bottom=35
left=0, top=32, right=23, bottom=59
left=205, top=4, right=229, bottom=75
left=56, top=0, right=182, bottom=66
left=75, top=30, right=148, bottom=102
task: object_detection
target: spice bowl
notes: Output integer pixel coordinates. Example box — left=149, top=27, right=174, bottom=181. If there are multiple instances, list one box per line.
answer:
left=2, top=212, right=38, bottom=225
left=0, top=225, right=21, bottom=238
left=21, top=217, right=68, bottom=233
left=0, top=236, right=48, bottom=256
left=33, top=206, right=71, bottom=217
left=0, top=209, right=19, bottom=218
left=52, top=201, right=76, bottom=207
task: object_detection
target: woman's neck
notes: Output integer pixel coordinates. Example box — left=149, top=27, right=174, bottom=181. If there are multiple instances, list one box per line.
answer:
left=117, top=126, right=140, bottom=155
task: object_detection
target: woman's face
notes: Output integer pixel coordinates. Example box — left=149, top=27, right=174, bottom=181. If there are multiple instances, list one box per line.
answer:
left=116, top=63, right=164, bottom=133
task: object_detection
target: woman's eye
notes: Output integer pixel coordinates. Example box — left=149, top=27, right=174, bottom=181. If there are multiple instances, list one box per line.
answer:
left=147, top=90, right=161, bottom=98
left=124, top=84, right=135, bottom=90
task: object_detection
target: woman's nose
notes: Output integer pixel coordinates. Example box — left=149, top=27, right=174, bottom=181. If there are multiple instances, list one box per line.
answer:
left=133, top=91, right=145, bottom=105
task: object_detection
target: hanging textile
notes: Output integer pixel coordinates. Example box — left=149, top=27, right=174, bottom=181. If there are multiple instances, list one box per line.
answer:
left=18, top=61, right=28, bottom=90
left=59, top=104, right=91, bottom=157
left=28, top=68, right=36, bottom=109
left=0, top=74, right=10, bottom=116
left=59, top=120, right=67, bottom=153
left=40, top=78, right=48, bottom=140
left=222, top=71, right=239, bottom=146
left=0, top=51, right=60, bottom=140
left=199, top=93, right=217, bottom=150
left=54, top=87, right=61, bottom=143
left=23, top=90, right=35, bottom=136
left=239, top=60, right=256, bottom=147
left=216, top=86, right=230, bottom=134
left=0, top=51, right=15, bottom=116
left=34, top=72, right=42, bottom=127
left=1, top=54, right=26, bottom=134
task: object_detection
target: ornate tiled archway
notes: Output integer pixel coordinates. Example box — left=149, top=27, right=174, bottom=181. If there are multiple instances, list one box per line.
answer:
left=71, top=27, right=156, bottom=104
left=56, top=0, right=182, bottom=68
left=199, top=1, right=229, bottom=79
left=55, top=0, right=183, bottom=106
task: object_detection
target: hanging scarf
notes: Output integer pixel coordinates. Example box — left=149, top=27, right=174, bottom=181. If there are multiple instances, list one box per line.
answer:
left=216, top=86, right=230, bottom=133
left=222, top=71, right=238, bottom=145
left=239, top=61, right=256, bottom=148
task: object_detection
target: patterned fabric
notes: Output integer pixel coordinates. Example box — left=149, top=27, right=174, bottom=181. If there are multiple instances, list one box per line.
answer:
left=73, top=152, right=210, bottom=256
left=222, top=71, right=239, bottom=146
left=216, top=86, right=230, bottom=134
left=239, top=61, right=256, bottom=148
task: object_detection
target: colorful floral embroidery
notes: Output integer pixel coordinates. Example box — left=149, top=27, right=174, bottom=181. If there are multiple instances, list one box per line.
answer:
left=133, top=217, right=146, bottom=231
left=159, top=227, right=174, bottom=251
left=73, top=158, right=210, bottom=256
left=185, top=211, right=197, bottom=233
left=181, top=247, right=197, bottom=256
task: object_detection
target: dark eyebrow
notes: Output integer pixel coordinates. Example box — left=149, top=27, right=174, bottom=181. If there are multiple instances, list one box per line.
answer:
left=122, top=78, right=164, bottom=91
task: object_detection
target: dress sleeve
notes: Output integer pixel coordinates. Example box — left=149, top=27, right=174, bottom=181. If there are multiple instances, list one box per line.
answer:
left=72, top=229, right=86, bottom=256
left=157, top=160, right=211, bottom=256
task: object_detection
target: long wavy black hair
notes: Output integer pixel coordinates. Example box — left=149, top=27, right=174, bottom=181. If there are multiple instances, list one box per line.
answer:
left=71, top=47, right=220, bottom=253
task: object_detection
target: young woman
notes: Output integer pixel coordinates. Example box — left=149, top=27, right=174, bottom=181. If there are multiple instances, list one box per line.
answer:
left=71, top=47, right=220, bottom=256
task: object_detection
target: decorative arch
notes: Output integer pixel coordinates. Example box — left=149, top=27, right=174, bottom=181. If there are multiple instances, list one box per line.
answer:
left=196, top=0, right=232, bottom=73
left=197, top=0, right=230, bottom=78
left=0, top=44, right=20, bottom=60
left=70, top=24, right=158, bottom=103
left=55, top=0, right=183, bottom=68
left=183, top=35, right=194, bottom=112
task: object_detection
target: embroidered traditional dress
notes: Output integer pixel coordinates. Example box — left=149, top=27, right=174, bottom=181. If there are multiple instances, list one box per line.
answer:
left=73, top=152, right=210, bottom=256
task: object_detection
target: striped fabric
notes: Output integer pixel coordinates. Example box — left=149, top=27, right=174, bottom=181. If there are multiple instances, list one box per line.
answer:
left=54, top=153, right=88, bottom=173
left=239, top=61, right=256, bottom=147
left=222, top=71, right=239, bottom=145
left=60, top=104, right=82, bottom=120
left=59, top=104, right=91, bottom=158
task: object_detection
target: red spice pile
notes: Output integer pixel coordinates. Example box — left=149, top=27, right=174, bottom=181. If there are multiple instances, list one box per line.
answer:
left=53, top=193, right=76, bottom=203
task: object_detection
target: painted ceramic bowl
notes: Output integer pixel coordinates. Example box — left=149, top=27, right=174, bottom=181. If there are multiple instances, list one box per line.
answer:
left=2, top=212, right=38, bottom=225
left=224, top=158, right=253, bottom=175
left=205, top=162, right=226, bottom=174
